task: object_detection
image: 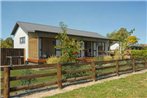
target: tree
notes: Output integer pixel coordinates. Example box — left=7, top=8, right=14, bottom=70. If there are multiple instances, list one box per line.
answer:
left=127, top=36, right=138, bottom=45
left=55, top=22, right=83, bottom=62
left=0, top=37, right=13, bottom=48
left=107, top=28, right=136, bottom=58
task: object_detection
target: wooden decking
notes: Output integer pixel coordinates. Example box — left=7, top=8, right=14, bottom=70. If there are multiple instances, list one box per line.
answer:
left=27, top=58, right=46, bottom=64
left=27, top=57, right=95, bottom=64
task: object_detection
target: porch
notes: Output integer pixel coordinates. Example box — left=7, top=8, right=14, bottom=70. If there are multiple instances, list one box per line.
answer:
left=28, top=33, right=110, bottom=63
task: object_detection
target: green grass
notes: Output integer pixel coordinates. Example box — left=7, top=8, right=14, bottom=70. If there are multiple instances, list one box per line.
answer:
left=45, top=72, right=147, bottom=98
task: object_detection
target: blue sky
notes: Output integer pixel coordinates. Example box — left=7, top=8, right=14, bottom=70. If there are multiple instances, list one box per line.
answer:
left=1, top=1, right=147, bottom=43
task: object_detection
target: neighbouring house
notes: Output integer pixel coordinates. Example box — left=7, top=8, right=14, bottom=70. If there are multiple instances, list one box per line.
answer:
left=110, top=43, right=119, bottom=51
left=11, top=21, right=113, bottom=62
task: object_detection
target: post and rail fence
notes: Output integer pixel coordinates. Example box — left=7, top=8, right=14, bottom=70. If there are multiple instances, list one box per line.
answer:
left=1, top=58, right=147, bottom=98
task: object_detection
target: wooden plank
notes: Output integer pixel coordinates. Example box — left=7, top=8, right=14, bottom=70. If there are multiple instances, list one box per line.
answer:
left=116, top=60, right=119, bottom=76
left=57, top=64, right=62, bottom=89
left=1, top=77, right=3, bottom=83
left=11, top=64, right=57, bottom=70
left=135, top=62, right=145, bottom=65
left=145, top=58, right=147, bottom=69
left=1, top=89, right=3, bottom=96
left=63, top=75, right=92, bottom=83
left=3, top=67, right=10, bottom=98
left=95, top=59, right=131, bottom=65
left=27, top=58, right=46, bottom=64
left=96, top=65, right=115, bottom=70
left=10, top=72, right=57, bottom=81
left=63, top=68, right=92, bottom=74
left=119, top=68, right=133, bottom=73
left=62, top=62, right=91, bottom=67
left=10, top=81, right=57, bottom=92
left=98, top=71, right=116, bottom=76
left=132, top=58, right=136, bottom=72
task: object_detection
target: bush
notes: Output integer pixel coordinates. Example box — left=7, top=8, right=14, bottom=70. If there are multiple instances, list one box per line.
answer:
left=103, top=56, right=113, bottom=61
left=46, top=56, right=61, bottom=64
left=131, top=50, right=147, bottom=58
left=62, top=64, right=91, bottom=79
left=95, top=56, right=114, bottom=61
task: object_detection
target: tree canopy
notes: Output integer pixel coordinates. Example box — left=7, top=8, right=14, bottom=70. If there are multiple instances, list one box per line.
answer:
left=55, top=22, right=83, bottom=62
left=0, top=37, right=13, bottom=48
left=127, top=36, right=138, bottom=45
left=107, top=28, right=137, bottom=53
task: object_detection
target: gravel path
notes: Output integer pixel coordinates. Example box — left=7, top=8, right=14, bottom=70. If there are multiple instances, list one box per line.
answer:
left=22, top=69, right=147, bottom=98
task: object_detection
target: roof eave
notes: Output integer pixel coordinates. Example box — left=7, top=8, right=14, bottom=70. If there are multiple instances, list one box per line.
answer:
left=35, top=30, right=109, bottom=40
left=11, top=23, right=19, bottom=35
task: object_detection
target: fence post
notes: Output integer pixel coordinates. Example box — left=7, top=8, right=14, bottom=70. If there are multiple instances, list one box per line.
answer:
left=57, top=64, right=62, bottom=89
left=3, top=66, right=10, bottom=98
left=144, top=58, right=147, bottom=69
left=116, top=60, right=119, bottom=76
left=132, top=58, right=136, bottom=72
left=91, top=62, right=96, bottom=81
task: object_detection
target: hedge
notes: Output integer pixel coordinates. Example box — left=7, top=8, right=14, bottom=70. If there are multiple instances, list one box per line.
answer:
left=131, top=50, right=147, bottom=58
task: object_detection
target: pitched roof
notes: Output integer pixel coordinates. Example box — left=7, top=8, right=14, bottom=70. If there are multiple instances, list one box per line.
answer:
left=11, top=21, right=108, bottom=39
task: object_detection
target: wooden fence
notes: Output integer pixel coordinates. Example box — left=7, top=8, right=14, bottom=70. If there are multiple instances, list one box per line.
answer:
left=1, top=58, right=147, bottom=98
left=1, top=48, right=25, bottom=65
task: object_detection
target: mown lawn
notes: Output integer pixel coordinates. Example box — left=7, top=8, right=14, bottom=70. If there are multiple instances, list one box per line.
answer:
left=45, top=72, right=147, bottom=98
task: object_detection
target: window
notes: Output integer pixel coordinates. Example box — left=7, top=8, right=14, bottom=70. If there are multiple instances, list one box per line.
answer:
left=20, top=37, right=25, bottom=44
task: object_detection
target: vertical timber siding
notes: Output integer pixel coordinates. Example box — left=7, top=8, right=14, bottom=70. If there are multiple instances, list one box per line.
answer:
left=1, top=48, right=24, bottom=65
left=29, top=37, right=39, bottom=58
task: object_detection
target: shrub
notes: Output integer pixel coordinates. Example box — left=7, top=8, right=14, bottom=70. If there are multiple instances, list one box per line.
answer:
left=113, top=56, right=122, bottom=60
left=62, top=64, right=91, bottom=79
left=95, top=56, right=104, bottom=61
left=103, top=56, right=113, bottom=61
left=46, top=56, right=61, bottom=64
left=96, top=56, right=113, bottom=61
left=131, top=50, right=147, bottom=58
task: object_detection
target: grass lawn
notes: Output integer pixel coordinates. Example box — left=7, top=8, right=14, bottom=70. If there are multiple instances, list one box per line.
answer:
left=45, top=72, right=147, bottom=98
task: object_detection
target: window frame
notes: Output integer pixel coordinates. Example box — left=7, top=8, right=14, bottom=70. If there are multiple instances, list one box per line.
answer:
left=20, top=37, right=25, bottom=44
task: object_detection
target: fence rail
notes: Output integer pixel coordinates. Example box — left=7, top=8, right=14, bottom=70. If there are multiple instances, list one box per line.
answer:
left=1, top=58, right=147, bottom=98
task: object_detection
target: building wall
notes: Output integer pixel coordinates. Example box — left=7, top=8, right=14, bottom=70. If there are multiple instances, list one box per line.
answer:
left=41, top=37, right=55, bottom=57
left=14, top=27, right=28, bottom=60
left=28, top=37, right=39, bottom=58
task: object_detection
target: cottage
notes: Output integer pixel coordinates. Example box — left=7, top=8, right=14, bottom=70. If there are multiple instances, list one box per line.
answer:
left=11, top=21, right=112, bottom=62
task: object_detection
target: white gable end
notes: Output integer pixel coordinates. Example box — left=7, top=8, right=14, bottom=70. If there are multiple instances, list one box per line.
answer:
left=14, top=27, right=28, bottom=60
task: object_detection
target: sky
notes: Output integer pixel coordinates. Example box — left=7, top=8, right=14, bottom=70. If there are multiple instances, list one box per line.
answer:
left=1, top=1, right=147, bottom=44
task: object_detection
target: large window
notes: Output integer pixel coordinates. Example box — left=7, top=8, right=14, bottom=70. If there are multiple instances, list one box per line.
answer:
left=20, top=37, right=25, bottom=44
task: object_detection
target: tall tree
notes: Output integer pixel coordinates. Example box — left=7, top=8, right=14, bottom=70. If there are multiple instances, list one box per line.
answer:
left=55, top=22, right=83, bottom=62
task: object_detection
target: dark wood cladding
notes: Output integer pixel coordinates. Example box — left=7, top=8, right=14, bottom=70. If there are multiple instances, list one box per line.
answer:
left=1, top=48, right=24, bottom=65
